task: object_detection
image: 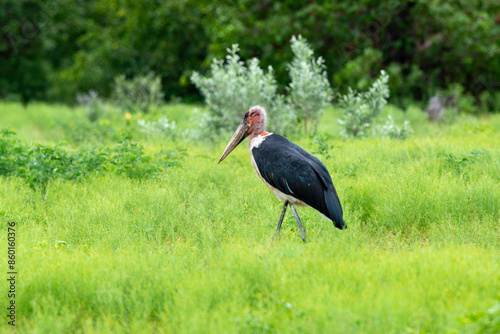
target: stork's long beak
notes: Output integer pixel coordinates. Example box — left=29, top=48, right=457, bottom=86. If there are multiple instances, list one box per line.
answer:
left=218, top=120, right=250, bottom=164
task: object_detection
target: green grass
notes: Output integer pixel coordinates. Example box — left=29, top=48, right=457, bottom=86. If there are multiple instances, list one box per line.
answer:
left=1, top=102, right=499, bottom=333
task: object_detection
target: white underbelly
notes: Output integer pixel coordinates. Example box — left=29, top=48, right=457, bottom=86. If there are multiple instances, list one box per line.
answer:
left=250, top=149, right=307, bottom=207
left=267, top=184, right=307, bottom=206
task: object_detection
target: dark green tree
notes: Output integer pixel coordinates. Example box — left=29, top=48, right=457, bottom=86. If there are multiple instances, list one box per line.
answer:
left=50, top=0, right=209, bottom=103
left=1, top=0, right=499, bottom=106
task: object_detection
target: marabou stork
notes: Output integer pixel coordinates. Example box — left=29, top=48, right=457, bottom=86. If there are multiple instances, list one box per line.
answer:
left=218, top=106, right=346, bottom=242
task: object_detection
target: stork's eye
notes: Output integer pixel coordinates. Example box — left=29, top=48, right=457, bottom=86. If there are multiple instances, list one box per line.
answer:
left=244, top=112, right=250, bottom=118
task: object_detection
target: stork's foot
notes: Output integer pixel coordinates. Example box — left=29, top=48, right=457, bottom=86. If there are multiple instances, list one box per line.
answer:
left=274, top=200, right=289, bottom=239
left=290, top=203, right=306, bottom=243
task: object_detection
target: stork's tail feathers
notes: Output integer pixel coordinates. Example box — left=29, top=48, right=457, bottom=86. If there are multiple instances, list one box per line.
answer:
left=325, top=188, right=346, bottom=230
left=338, top=220, right=347, bottom=229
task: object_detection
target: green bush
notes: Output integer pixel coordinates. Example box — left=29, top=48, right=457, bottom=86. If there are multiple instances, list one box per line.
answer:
left=480, top=91, right=500, bottom=113
left=137, top=116, right=177, bottom=137
left=191, top=44, right=280, bottom=135
left=287, top=35, right=332, bottom=134
left=192, top=36, right=333, bottom=136
left=437, top=149, right=487, bottom=176
left=76, top=90, right=105, bottom=122
left=0, top=129, right=184, bottom=193
left=110, top=136, right=164, bottom=179
left=0, top=128, right=21, bottom=175
left=334, top=48, right=383, bottom=92
left=112, top=72, right=164, bottom=114
left=311, top=135, right=335, bottom=160
left=376, top=115, right=413, bottom=140
left=337, top=70, right=390, bottom=137
left=447, top=84, right=477, bottom=115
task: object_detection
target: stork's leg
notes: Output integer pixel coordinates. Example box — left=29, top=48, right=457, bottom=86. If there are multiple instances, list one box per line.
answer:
left=290, top=204, right=306, bottom=242
left=275, top=200, right=289, bottom=236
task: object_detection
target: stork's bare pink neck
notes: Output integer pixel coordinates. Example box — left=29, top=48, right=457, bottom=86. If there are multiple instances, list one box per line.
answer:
left=250, top=119, right=267, bottom=139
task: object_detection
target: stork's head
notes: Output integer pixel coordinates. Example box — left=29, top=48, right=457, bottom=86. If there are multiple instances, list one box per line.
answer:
left=218, top=106, right=267, bottom=164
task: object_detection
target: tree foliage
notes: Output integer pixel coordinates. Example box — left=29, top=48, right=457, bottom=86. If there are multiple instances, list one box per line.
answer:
left=207, top=0, right=500, bottom=105
left=112, top=72, right=164, bottom=114
left=1, top=0, right=499, bottom=107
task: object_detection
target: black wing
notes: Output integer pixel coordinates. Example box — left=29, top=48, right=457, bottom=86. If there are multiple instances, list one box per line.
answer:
left=252, top=134, right=345, bottom=229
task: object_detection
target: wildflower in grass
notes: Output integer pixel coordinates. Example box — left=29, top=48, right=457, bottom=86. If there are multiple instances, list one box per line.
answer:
left=125, top=112, right=132, bottom=120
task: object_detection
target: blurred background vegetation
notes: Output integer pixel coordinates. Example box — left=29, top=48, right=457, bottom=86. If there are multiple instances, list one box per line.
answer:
left=1, top=0, right=499, bottom=109
left=2, top=3, right=500, bottom=332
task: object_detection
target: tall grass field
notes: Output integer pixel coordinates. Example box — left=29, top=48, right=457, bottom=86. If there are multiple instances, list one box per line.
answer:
left=1, top=102, right=499, bottom=333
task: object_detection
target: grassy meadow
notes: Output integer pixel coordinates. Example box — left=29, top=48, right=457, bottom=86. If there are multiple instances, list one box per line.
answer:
left=1, top=101, right=499, bottom=333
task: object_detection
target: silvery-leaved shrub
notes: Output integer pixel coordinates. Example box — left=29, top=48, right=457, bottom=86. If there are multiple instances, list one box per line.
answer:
left=376, top=115, right=413, bottom=139
left=338, top=70, right=390, bottom=137
left=191, top=37, right=333, bottom=136
left=191, top=44, right=278, bottom=135
left=271, top=94, right=297, bottom=136
left=76, top=90, right=103, bottom=122
left=288, top=35, right=332, bottom=134
left=112, top=72, right=164, bottom=114
left=137, top=117, right=176, bottom=136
